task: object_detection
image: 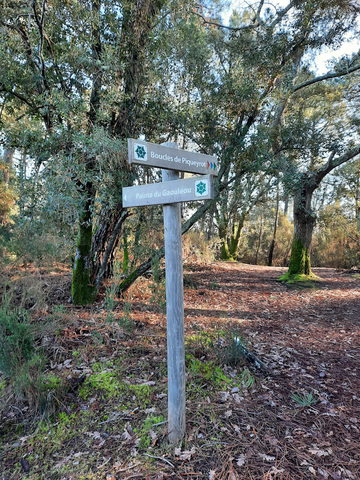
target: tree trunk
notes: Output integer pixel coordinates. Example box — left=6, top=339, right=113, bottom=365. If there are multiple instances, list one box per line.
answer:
left=255, top=212, right=263, bottom=265
left=228, top=214, right=246, bottom=260
left=72, top=183, right=96, bottom=305
left=90, top=205, right=127, bottom=284
left=284, top=196, right=289, bottom=215
left=268, top=183, right=280, bottom=266
left=219, top=222, right=232, bottom=260
left=288, top=188, right=316, bottom=275
left=3, top=148, right=14, bottom=188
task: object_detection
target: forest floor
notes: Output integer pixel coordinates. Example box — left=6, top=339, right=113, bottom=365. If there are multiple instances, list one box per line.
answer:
left=1, top=261, right=360, bottom=480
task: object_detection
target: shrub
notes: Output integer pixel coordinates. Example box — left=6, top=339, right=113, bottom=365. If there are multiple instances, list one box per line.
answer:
left=0, top=307, right=34, bottom=378
left=0, top=306, right=59, bottom=413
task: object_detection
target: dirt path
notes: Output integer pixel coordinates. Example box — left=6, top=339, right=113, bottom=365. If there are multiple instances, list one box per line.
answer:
left=180, top=263, right=360, bottom=479
left=1, top=263, right=359, bottom=479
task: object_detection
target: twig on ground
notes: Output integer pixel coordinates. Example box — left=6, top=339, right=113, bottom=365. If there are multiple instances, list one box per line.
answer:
left=144, top=453, right=175, bottom=468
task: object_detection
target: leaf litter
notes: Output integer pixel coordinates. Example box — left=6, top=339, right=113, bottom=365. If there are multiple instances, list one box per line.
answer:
left=0, top=262, right=359, bottom=479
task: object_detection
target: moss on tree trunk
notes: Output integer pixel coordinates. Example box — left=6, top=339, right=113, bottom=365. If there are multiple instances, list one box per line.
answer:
left=219, top=218, right=245, bottom=261
left=288, top=236, right=312, bottom=275
left=72, top=212, right=96, bottom=305
left=220, top=239, right=234, bottom=261
left=279, top=187, right=318, bottom=283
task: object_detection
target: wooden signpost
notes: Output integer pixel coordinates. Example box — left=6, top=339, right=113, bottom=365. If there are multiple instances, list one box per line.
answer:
left=128, top=138, right=218, bottom=176
left=123, top=175, right=214, bottom=207
left=123, top=139, right=217, bottom=444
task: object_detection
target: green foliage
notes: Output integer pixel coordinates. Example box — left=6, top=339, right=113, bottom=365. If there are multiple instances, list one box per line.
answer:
left=287, top=237, right=312, bottom=276
left=137, top=414, right=165, bottom=450
left=79, top=371, right=123, bottom=400
left=79, top=366, right=152, bottom=408
left=239, top=368, right=255, bottom=389
left=186, top=355, right=233, bottom=388
left=0, top=306, right=62, bottom=413
left=129, top=384, right=152, bottom=407
left=0, top=307, right=34, bottom=377
left=5, top=221, right=73, bottom=266
left=149, top=256, right=166, bottom=313
left=182, top=231, right=216, bottom=264
left=185, top=331, right=217, bottom=360
left=219, top=334, right=248, bottom=367
left=312, top=203, right=360, bottom=269
left=118, top=300, right=134, bottom=333
left=291, top=391, right=318, bottom=407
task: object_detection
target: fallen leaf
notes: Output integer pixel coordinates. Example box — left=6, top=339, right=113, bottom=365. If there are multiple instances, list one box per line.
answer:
left=174, top=447, right=196, bottom=461
left=237, top=454, right=246, bottom=466
left=258, top=453, right=275, bottom=461
left=309, top=447, right=331, bottom=457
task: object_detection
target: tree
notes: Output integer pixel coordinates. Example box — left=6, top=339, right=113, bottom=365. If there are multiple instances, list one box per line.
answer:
left=280, top=59, right=360, bottom=278
left=117, top=0, right=360, bottom=291
left=0, top=0, right=174, bottom=303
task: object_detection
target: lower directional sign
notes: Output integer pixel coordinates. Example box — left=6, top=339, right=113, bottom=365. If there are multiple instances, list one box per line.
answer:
left=123, top=175, right=213, bottom=208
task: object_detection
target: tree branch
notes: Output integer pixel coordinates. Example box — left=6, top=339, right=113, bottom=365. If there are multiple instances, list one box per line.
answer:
left=312, top=145, right=360, bottom=191
left=293, top=63, right=360, bottom=93
left=96, top=210, right=131, bottom=289
left=337, top=219, right=360, bottom=245
left=270, top=0, right=298, bottom=29
left=192, top=11, right=260, bottom=32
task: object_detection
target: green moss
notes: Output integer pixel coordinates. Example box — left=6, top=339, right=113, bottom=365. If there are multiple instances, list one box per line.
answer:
left=288, top=237, right=312, bottom=276
left=136, top=415, right=165, bottom=451
left=278, top=271, right=321, bottom=286
left=72, top=222, right=96, bottom=305
left=78, top=369, right=153, bottom=408
left=187, top=355, right=232, bottom=387
left=79, top=371, right=124, bottom=400
left=129, top=384, right=152, bottom=407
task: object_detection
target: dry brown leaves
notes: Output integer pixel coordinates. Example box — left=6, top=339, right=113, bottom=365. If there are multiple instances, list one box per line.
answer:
left=1, top=262, right=359, bottom=479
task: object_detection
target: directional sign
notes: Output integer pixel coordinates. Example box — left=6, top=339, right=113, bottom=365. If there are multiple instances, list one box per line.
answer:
left=128, top=138, right=218, bottom=176
left=122, top=175, right=213, bottom=208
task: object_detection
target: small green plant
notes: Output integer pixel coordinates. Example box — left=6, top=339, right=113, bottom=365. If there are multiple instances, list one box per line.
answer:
left=187, top=355, right=232, bottom=388
left=53, top=305, right=65, bottom=316
left=240, top=368, right=255, bottom=388
left=217, top=333, right=247, bottom=366
left=0, top=307, right=34, bottom=377
left=104, top=284, right=117, bottom=311
left=291, top=391, right=317, bottom=407
left=79, top=371, right=123, bottom=400
left=149, top=256, right=166, bottom=313
left=185, top=331, right=216, bottom=359
left=137, top=415, right=165, bottom=450
left=129, top=384, right=152, bottom=407
left=118, top=300, right=134, bottom=332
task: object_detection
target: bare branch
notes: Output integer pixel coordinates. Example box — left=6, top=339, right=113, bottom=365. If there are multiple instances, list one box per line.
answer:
left=293, top=63, right=360, bottom=93
left=313, top=146, right=360, bottom=189
left=270, top=0, right=298, bottom=29
left=192, top=10, right=260, bottom=31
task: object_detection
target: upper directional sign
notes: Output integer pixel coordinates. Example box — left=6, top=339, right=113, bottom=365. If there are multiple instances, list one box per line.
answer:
left=128, top=138, right=218, bottom=176
left=123, top=175, right=214, bottom=208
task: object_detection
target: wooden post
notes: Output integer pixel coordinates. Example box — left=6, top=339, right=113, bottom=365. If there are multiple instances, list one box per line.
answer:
left=124, top=138, right=216, bottom=444
left=162, top=144, right=186, bottom=444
